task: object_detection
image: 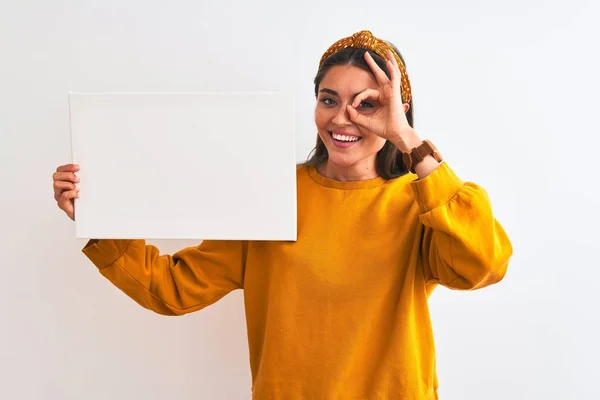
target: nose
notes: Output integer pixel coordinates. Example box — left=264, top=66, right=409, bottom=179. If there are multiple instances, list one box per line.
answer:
left=332, top=105, right=351, bottom=126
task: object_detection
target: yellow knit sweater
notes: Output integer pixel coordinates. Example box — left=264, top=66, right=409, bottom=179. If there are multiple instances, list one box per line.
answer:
left=82, top=162, right=512, bottom=399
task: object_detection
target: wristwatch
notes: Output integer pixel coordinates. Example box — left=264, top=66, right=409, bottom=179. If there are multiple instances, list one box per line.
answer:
left=402, top=139, right=443, bottom=173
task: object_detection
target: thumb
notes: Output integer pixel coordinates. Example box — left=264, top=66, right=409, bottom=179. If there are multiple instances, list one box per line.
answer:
left=346, top=105, right=372, bottom=131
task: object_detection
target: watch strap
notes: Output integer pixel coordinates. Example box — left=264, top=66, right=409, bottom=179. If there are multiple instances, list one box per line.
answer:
left=402, top=139, right=443, bottom=173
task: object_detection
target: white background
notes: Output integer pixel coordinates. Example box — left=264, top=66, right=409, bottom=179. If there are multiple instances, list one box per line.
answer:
left=1, top=0, right=598, bottom=399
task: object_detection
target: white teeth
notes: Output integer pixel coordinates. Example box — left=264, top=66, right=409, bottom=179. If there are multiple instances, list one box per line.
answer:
left=332, top=133, right=360, bottom=142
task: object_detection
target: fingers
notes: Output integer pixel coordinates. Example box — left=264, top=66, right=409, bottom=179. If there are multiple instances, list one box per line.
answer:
left=352, top=88, right=381, bottom=108
left=348, top=89, right=380, bottom=131
left=346, top=105, right=372, bottom=131
left=53, top=180, right=77, bottom=191
left=364, top=52, right=390, bottom=86
left=385, top=51, right=401, bottom=90
left=59, top=189, right=79, bottom=202
left=56, top=164, right=80, bottom=173
left=365, top=51, right=403, bottom=102
left=53, top=171, right=79, bottom=201
left=53, top=164, right=79, bottom=221
left=54, top=180, right=78, bottom=201
left=53, top=171, right=79, bottom=184
left=58, top=189, right=78, bottom=220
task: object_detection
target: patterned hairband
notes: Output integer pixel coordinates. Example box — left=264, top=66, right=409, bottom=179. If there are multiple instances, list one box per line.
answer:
left=318, top=30, right=412, bottom=104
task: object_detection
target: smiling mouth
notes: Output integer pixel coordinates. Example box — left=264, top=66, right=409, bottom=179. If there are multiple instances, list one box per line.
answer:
left=329, top=131, right=362, bottom=143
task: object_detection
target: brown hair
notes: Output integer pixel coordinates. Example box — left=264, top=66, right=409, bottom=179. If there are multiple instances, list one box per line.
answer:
left=301, top=45, right=413, bottom=179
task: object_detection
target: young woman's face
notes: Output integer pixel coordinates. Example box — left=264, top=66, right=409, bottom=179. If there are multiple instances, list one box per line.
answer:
left=314, top=64, right=386, bottom=170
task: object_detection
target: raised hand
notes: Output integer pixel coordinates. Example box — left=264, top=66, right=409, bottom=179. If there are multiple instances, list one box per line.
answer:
left=346, top=51, right=414, bottom=146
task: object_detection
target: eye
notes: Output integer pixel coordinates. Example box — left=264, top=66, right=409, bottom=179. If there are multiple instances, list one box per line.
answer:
left=319, top=97, right=336, bottom=106
left=358, top=101, right=374, bottom=108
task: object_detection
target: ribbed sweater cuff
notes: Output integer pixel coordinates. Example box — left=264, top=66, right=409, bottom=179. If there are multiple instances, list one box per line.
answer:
left=410, top=162, right=464, bottom=213
left=82, top=239, right=133, bottom=270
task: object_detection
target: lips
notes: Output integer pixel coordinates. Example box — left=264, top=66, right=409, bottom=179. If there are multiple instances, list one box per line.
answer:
left=329, top=131, right=362, bottom=148
left=330, top=131, right=362, bottom=141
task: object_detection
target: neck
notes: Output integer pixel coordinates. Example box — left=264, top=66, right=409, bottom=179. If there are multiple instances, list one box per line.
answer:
left=318, top=158, right=379, bottom=182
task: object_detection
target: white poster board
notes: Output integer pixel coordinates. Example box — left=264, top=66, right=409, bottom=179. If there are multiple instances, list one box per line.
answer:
left=68, top=92, right=297, bottom=241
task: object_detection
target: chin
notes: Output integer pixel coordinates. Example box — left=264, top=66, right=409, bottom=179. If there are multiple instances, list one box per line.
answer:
left=326, top=152, right=361, bottom=168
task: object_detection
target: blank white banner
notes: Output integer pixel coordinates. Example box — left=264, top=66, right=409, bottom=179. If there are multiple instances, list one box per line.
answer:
left=68, top=92, right=297, bottom=241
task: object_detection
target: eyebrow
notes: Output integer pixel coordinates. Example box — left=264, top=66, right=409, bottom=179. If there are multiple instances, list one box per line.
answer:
left=319, top=88, right=363, bottom=99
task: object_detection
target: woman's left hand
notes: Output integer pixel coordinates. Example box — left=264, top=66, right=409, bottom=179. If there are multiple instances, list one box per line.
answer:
left=347, top=51, right=418, bottom=150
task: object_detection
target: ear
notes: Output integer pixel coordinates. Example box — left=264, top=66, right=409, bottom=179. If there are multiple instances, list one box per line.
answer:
left=403, top=103, right=410, bottom=113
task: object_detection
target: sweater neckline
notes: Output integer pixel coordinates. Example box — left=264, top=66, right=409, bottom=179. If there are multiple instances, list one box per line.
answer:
left=306, top=165, right=391, bottom=189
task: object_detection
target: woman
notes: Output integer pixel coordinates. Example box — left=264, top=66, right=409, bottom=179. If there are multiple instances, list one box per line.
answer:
left=52, top=30, right=513, bottom=399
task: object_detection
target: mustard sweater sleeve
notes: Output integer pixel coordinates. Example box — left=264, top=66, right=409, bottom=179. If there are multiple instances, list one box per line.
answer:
left=410, top=162, right=513, bottom=290
left=82, top=239, right=247, bottom=315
